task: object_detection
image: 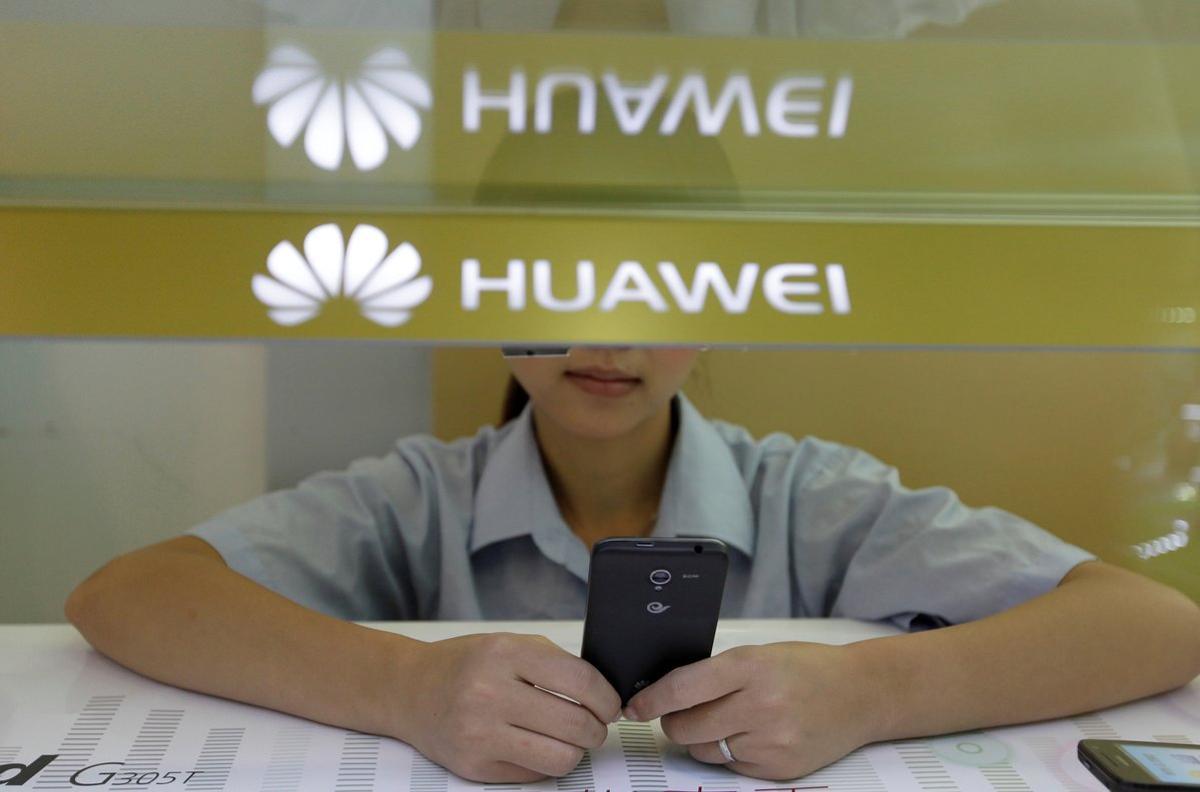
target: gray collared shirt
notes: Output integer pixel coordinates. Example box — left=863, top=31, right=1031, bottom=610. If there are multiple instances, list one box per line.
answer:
left=189, top=395, right=1094, bottom=629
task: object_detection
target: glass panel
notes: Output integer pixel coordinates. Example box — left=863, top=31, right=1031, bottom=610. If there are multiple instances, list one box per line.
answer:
left=4, top=2, right=1199, bottom=350
left=1, top=4, right=1198, bottom=623
left=3, top=1, right=1200, bottom=221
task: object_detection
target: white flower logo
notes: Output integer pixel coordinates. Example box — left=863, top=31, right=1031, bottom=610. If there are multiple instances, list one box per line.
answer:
left=252, top=223, right=432, bottom=327
left=252, top=45, right=432, bottom=171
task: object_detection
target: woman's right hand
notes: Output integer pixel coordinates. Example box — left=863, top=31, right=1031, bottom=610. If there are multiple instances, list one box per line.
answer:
left=392, top=632, right=621, bottom=783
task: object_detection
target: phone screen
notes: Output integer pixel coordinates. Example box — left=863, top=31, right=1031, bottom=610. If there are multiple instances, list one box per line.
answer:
left=1118, top=744, right=1200, bottom=786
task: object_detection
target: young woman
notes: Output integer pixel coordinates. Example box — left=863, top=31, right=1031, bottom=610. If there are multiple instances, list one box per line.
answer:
left=66, top=347, right=1200, bottom=783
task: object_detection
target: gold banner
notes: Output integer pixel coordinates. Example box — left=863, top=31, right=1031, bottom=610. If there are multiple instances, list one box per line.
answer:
left=2, top=27, right=1199, bottom=210
left=3, top=209, right=1197, bottom=347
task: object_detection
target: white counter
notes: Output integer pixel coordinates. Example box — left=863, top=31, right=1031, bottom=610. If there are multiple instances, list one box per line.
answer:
left=1, top=620, right=1196, bottom=791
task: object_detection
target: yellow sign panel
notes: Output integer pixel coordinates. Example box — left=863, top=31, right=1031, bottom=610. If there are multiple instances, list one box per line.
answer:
left=2, top=27, right=1200, bottom=207
left=2, top=209, right=1197, bottom=348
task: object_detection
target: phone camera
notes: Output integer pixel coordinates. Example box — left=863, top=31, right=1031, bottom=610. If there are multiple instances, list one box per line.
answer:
left=694, top=544, right=703, bottom=553
left=649, top=569, right=672, bottom=586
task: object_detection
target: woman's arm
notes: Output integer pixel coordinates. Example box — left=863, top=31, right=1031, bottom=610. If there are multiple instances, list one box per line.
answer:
left=861, top=560, right=1200, bottom=740
left=67, top=537, right=620, bottom=783
left=625, top=561, right=1200, bottom=780
left=66, top=537, right=411, bottom=737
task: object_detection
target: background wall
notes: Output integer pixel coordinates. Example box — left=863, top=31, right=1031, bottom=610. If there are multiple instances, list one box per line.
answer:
left=265, top=343, right=432, bottom=492
left=0, top=341, right=431, bottom=623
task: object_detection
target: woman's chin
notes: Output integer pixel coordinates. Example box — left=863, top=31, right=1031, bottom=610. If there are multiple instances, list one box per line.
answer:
left=544, top=406, right=647, bottom=442
left=562, top=418, right=642, bottom=442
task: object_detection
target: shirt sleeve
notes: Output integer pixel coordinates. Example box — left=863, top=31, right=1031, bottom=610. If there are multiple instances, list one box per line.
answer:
left=790, top=439, right=1097, bottom=630
left=186, top=445, right=444, bottom=621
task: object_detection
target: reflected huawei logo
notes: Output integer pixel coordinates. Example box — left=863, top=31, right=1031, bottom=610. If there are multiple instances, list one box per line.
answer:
left=252, top=223, right=432, bottom=327
left=252, top=45, right=432, bottom=171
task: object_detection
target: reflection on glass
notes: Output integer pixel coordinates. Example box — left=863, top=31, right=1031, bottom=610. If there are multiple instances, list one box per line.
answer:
left=253, top=44, right=432, bottom=171
left=7, top=0, right=1200, bottom=218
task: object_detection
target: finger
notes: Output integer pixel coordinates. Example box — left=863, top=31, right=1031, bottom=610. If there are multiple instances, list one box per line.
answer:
left=515, top=640, right=621, bottom=724
left=688, top=734, right=744, bottom=765
left=687, top=742, right=764, bottom=779
left=659, top=692, right=748, bottom=746
left=508, top=683, right=611, bottom=749
left=500, top=724, right=587, bottom=778
left=624, top=653, right=744, bottom=721
left=459, top=761, right=546, bottom=785
left=727, top=761, right=764, bottom=778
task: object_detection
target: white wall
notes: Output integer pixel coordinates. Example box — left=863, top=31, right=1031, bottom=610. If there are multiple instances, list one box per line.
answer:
left=265, top=342, right=432, bottom=491
left=0, top=340, right=431, bottom=623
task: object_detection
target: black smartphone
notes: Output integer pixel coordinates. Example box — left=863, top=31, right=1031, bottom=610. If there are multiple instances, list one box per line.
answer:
left=1079, top=739, right=1200, bottom=790
left=581, top=537, right=728, bottom=705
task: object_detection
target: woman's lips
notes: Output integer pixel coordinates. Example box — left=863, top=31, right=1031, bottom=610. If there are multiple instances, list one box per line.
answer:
left=565, top=369, right=641, bottom=397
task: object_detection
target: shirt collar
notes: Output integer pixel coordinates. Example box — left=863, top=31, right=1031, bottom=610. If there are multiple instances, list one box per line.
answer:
left=653, top=395, right=756, bottom=558
left=471, top=394, right=756, bottom=579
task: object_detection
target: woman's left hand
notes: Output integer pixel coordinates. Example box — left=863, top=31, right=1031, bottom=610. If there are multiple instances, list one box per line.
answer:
left=622, top=641, right=889, bottom=781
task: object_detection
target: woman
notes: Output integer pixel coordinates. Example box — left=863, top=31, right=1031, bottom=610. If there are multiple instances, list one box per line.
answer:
left=66, top=347, right=1200, bottom=783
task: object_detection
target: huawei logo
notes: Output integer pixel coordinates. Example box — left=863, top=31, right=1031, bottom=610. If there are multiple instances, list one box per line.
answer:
left=252, top=45, right=432, bottom=171
left=252, top=223, right=432, bottom=327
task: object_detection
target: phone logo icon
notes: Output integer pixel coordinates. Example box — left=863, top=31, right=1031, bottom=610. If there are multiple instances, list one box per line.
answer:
left=646, top=602, right=671, bottom=614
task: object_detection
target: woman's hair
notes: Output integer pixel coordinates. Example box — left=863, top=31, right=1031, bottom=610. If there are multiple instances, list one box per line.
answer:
left=501, top=376, right=530, bottom=424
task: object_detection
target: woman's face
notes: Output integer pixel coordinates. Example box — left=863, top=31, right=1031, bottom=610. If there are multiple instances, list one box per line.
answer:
left=507, top=347, right=700, bottom=440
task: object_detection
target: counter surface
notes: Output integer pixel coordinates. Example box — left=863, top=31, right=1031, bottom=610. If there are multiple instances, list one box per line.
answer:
left=2, top=620, right=1197, bottom=791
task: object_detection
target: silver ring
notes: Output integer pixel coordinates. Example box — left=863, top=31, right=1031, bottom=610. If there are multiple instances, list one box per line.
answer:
left=717, top=737, right=736, bottom=763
